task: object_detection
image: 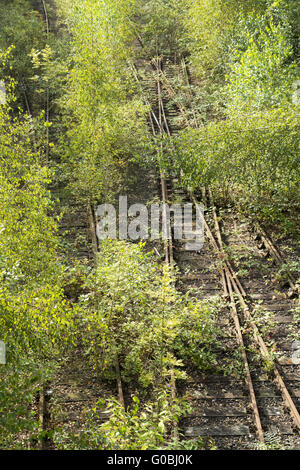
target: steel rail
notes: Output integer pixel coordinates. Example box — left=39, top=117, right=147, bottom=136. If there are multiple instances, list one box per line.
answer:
left=131, top=57, right=300, bottom=442
left=226, top=270, right=265, bottom=442
left=255, top=224, right=297, bottom=292
left=192, top=193, right=300, bottom=434
left=160, top=55, right=299, bottom=437
left=201, top=189, right=264, bottom=442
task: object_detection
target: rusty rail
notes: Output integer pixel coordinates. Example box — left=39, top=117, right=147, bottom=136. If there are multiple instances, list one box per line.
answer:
left=192, top=192, right=300, bottom=435
left=131, top=56, right=300, bottom=442
left=201, top=189, right=264, bottom=442
left=255, top=224, right=297, bottom=292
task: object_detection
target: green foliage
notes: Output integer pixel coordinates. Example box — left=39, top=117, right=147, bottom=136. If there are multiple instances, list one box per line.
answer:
left=0, top=360, right=51, bottom=449
left=0, top=0, right=46, bottom=110
left=174, top=106, right=299, bottom=231
left=225, top=20, right=298, bottom=116
left=1, top=0, right=299, bottom=450
left=55, top=0, right=149, bottom=206
left=0, top=77, right=57, bottom=282
left=290, top=297, right=300, bottom=343
left=79, top=240, right=184, bottom=386
left=186, top=1, right=266, bottom=75
left=54, top=391, right=196, bottom=450
left=174, top=296, right=223, bottom=371
left=175, top=0, right=299, bottom=231
left=185, top=0, right=299, bottom=119
left=253, top=431, right=295, bottom=450
left=79, top=240, right=220, bottom=386
left=136, top=0, right=188, bottom=57
left=0, top=64, right=75, bottom=448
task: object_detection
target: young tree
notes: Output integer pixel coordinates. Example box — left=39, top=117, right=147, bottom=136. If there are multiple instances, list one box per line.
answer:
left=0, top=56, right=74, bottom=448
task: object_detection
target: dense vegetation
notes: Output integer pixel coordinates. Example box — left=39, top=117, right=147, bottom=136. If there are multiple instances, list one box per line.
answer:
left=0, top=0, right=298, bottom=449
left=179, top=0, right=299, bottom=231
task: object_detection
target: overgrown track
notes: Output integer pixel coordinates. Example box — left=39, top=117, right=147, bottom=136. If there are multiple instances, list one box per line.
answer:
left=180, top=191, right=299, bottom=448
left=39, top=27, right=300, bottom=448
left=154, top=174, right=299, bottom=448
left=146, top=56, right=300, bottom=448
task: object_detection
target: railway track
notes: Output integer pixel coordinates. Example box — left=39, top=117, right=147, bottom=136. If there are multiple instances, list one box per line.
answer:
left=143, top=53, right=300, bottom=448
left=153, top=174, right=299, bottom=449
left=46, top=178, right=300, bottom=450
left=180, top=190, right=299, bottom=448
left=35, top=12, right=300, bottom=448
